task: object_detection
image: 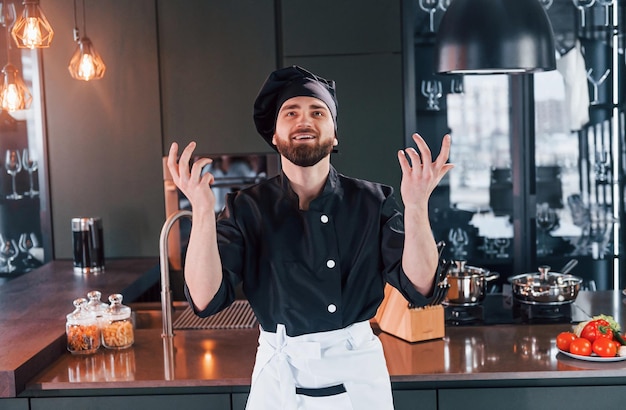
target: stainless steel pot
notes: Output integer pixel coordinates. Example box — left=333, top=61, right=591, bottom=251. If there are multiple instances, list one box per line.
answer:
left=509, top=265, right=582, bottom=305
left=444, top=261, right=499, bottom=306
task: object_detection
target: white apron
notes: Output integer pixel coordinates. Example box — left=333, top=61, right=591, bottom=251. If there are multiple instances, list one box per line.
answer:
left=245, top=320, right=394, bottom=410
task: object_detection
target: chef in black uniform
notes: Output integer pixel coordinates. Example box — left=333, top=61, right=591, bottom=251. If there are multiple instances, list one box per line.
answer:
left=167, top=66, right=453, bottom=409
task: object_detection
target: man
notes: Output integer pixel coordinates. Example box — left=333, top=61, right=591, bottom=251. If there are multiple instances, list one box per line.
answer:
left=167, top=66, right=453, bottom=409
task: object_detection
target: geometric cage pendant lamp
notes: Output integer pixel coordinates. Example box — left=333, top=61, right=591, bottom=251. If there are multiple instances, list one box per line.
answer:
left=11, top=0, right=54, bottom=49
left=68, top=0, right=105, bottom=81
left=434, top=0, right=556, bottom=74
left=0, top=0, right=32, bottom=111
left=0, top=62, right=32, bottom=111
left=68, top=36, right=106, bottom=81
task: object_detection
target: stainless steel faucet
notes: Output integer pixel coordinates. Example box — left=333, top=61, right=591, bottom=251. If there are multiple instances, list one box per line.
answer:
left=159, top=209, right=192, bottom=337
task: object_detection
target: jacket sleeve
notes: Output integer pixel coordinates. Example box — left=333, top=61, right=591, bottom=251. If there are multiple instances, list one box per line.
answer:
left=184, top=193, right=244, bottom=317
left=380, top=192, right=437, bottom=308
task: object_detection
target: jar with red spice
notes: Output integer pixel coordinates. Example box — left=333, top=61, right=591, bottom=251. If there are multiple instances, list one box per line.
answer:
left=66, top=297, right=101, bottom=354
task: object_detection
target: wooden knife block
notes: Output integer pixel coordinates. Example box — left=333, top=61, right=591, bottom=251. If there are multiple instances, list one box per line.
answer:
left=374, top=284, right=445, bottom=343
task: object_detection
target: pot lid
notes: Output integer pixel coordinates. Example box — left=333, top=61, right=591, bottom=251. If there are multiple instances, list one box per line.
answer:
left=449, top=260, right=490, bottom=277
left=510, top=265, right=582, bottom=286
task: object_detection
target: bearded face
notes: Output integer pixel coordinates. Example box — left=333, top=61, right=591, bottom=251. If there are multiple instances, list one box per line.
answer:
left=272, top=96, right=337, bottom=167
left=273, top=133, right=335, bottom=167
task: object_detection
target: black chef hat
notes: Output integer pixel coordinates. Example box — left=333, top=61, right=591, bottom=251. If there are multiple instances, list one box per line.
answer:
left=253, top=66, right=338, bottom=151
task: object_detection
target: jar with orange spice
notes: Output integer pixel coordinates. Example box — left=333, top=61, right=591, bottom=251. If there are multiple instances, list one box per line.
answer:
left=101, top=294, right=134, bottom=350
left=66, top=297, right=101, bottom=354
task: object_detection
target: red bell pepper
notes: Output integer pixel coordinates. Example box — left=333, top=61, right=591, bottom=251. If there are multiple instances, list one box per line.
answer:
left=581, top=319, right=614, bottom=343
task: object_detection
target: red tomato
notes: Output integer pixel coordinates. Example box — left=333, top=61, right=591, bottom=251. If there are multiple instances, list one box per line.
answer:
left=569, top=337, right=592, bottom=356
left=592, top=338, right=618, bottom=357
left=556, top=331, right=577, bottom=352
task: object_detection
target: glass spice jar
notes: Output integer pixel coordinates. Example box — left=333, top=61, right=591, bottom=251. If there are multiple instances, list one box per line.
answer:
left=101, top=294, right=134, bottom=350
left=66, top=297, right=101, bottom=355
left=86, top=290, right=108, bottom=327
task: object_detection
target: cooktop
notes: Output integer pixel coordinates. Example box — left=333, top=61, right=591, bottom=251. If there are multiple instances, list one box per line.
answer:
left=444, top=289, right=592, bottom=326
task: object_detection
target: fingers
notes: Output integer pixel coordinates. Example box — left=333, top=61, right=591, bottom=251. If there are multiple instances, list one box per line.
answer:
left=404, top=133, right=452, bottom=168
left=190, top=157, right=213, bottom=183
left=397, top=150, right=411, bottom=174
left=178, top=141, right=197, bottom=178
left=167, top=141, right=214, bottom=187
left=412, top=133, right=432, bottom=164
left=167, top=142, right=180, bottom=180
left=434, top=134, right=452, bottom=167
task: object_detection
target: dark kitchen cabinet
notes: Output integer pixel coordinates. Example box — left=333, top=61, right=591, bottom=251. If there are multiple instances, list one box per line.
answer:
left=158, top=0, right=276, bottom=156
left=281, top=0, right=405, bottom=190
left=0, top=398, right=28, bottom=410
left=231, top=393, right=248, bottom=410
left=393, top=389, right=437, bottom=410
left=438, top=386, right=626, bottom=410
left=30, top=394, right=231, bottom=410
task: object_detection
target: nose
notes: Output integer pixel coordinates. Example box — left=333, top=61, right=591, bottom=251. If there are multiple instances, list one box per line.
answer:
left=296, top=118, right=312, bottom=128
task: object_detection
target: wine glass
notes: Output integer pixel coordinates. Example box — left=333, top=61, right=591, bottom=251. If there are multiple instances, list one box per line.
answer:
left=18, top=231, right=37, bottom=255
left=586, top=68, right=610, bottom=105
left=597, top=0, right=614, bottom=26
left=594, top=150, right=610, bottom=184
left=438, top=0, right=451, bottom=11
left=0, top=0, right=16, bottom=29
left=448, top=227, right=469, bottom=260
left=421, top=80, right=443, bottom=110
left=419, top=0, right=439, bottom=32
left=536, top=203, right=558, bottom=256
left=538, top=0, right=553, bottom=10
left=494, top=238, right=510, bottom=258
left=0, top=235, right=19, bottom=273
left=5, top=149, right=22, bottom=199
left=21, top=148, right=38, bottom=196
left=451, top=77, right=464, bottom=94
left=572, top=0, right=596, bottom=28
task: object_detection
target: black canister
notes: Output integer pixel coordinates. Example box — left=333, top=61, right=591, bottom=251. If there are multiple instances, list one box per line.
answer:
left=72, top=217, right=105, bottom=274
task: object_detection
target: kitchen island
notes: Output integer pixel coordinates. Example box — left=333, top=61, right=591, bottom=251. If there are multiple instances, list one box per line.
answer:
left=2, top=261, right=626, bottom=409
left=0, top=259, right=160, bottom=399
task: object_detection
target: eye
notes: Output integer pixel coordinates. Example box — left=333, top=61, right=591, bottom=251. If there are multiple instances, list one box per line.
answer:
left=312, top=111, right=324, bottom=117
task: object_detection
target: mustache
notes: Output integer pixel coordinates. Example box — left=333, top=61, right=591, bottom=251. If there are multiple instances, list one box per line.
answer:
left=290, top=128, right=317, bottom=138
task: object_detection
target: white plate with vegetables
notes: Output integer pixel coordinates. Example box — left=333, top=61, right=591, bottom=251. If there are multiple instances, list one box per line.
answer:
left=556, top=314, right=626, bottom=361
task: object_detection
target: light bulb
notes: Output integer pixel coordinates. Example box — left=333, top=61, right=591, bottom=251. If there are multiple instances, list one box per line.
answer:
left=2, top=84, right=21, bottom=111
left=78, top=54, right=96, bottom=80
left=21, top=17, right=42, bottom=48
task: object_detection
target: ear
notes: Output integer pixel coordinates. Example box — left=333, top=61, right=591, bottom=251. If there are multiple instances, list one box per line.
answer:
left=333, top=137, right=338, bottom=146
left=272, top=134, right=277, bottom=145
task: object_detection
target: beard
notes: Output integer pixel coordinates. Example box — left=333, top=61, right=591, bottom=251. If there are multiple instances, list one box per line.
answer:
left=274, top=136, right=334, bottom=167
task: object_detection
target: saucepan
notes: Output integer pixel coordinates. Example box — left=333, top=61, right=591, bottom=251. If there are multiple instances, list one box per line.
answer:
left=444, top=260, right=499, bottom=306
left=508, top=264, right=582, bottom=305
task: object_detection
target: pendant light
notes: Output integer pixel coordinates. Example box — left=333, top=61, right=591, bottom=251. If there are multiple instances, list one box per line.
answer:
left=0, top=0, right=31, bottom=111
left=68, top=0, right=105, bottom=81
left=0, top=63, right=32, bottom=110
left=434, top=0, right=556, bottom=74
left=11, top=0, right=53, bottom=49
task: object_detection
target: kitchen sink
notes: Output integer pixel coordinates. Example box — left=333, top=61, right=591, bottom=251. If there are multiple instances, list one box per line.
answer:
left=130, top=299, right=259, bottom=331
left=129, top=301, right=188, bottom=330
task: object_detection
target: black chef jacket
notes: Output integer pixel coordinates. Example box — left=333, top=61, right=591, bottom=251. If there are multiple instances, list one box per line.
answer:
left=185, top=165, right=432, bottom=337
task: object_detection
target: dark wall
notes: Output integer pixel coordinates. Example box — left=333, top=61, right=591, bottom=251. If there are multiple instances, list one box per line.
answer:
left=40, top=0, right=406, bottom=259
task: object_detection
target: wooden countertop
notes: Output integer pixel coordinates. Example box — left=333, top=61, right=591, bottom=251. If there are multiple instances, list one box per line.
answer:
left=22, top=290, right=626, bottom=397
left=0, top=258, right=159, bottom=398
